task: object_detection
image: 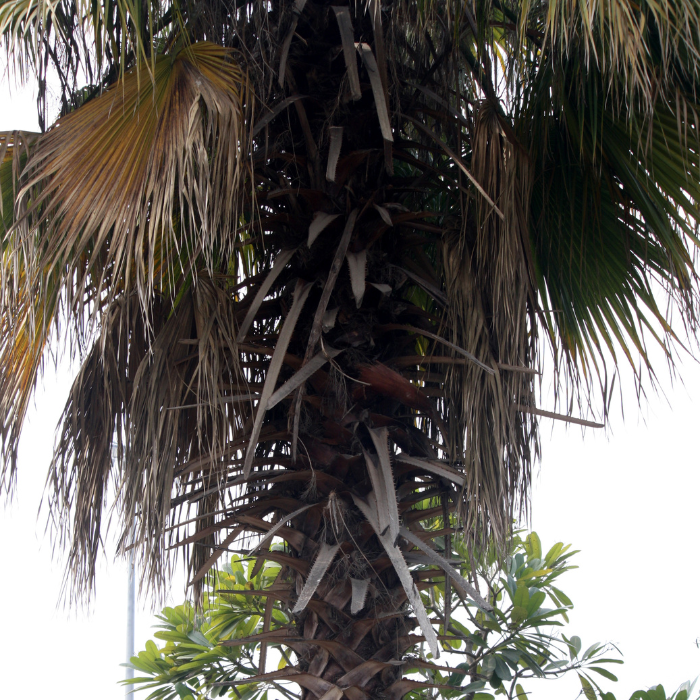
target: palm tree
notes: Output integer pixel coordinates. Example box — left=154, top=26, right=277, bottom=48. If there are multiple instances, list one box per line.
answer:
left=1, top=1, right=699, bottom=697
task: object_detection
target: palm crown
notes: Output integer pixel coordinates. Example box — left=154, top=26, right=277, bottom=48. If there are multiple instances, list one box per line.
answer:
left=1, top=0, right=699, bottom=696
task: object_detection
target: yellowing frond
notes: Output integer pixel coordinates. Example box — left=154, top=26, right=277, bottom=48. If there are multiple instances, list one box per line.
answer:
left=11, top=41, right=250, bottom=316
left=0, top=43, right=250, bottom=492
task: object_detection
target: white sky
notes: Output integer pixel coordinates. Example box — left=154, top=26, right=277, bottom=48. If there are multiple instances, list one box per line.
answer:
left=1, top=74, right=699, bottom=700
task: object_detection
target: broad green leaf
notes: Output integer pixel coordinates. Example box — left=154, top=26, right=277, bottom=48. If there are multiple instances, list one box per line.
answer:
left=544, top=543, right=565, bottom=567
left=672, top=678, right=697, bottom=700
left=481, top=655, right=497, bottom=679
left=482, top=619, right=503, bottom=632
left=187, top=630, right=212, bottom=649
left=526, top=591, right=546, bottom=616
left=545, top=659, right=570, bottom=671
left=514, top=584, right=529, bottom=608
left=582, top=643, right=602, bottom=660
left=501, top=650, right=520, bottom=666
left=590, top=667, right=618, bottom=682
left=448, top=662, right=472, bottom=687
left=521, top=568, right=553, bottom=580
left=494, top=656, right=512, bottom=681
left=551, top=587, right=573, bottom=607
left=462, top=680, right=487, bottom=692
left=174, top=682, right=193, bottom=699
left=511, top=606, right=528, bottom=625
left=568, top=635, right=582, bottom=659
left=579, top=674, right=598, bottom=700
left=525, top=533, right=542, bottom=560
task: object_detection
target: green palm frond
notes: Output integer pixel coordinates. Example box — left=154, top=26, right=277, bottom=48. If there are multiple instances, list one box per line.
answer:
left=519, top=0, right=700, bottom=110
left=516, top=35, right=700, bottom=398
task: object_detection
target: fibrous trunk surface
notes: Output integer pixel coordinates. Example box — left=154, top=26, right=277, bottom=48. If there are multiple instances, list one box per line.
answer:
left=169, top=3, right=536, bottom=697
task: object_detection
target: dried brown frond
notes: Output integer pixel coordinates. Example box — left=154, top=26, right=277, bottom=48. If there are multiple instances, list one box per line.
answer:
left=48, top=276, right=249, bottom=600
left=0, top=280, right=55, bottom=492
left=0, top=130, right=43, bottom=490
left=9, top=42, right=250, bottom=324
left=443, top=100, right=539, bottom=551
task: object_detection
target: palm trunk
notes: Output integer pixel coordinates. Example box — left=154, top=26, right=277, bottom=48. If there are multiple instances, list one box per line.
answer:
left=218, top=202, right=468, bottom=696
left=189, top=3, right=534, bottom=696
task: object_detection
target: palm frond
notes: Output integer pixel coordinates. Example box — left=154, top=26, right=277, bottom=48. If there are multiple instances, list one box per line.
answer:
left=0, top=43, right=249, bottom=496
left=0, top=130, right=45, bottom=490
left=48, top=274, right=250, bottom=599
left=0, top=0, right=175, bottom=126
left=10, top=40, right=249, bottom=321
left=516, top=38, right=700, bottom=403
left=520, top=0, right=700, bottom=113
left=442, top=99, right=538, bottom=547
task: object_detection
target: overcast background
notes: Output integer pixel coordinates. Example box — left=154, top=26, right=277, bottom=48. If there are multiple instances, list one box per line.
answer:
left=1, top=73, right=699, bottom=700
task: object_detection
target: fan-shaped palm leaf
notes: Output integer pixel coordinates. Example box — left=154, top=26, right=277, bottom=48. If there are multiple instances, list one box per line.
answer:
left=11, top=40, right=248, bottom=314
left=0, top=41, right=249, bottom=491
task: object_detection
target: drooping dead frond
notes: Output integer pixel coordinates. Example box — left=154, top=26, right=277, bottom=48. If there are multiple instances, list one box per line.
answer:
left=0, top=130, right=43, bottom=489
left=441, top=99, right=538, bottom=551
left=0, top=279, right=56, bottom=492
left=48, top=275, right=248, bottom=599
left=48, top=295, right=142, bottom=597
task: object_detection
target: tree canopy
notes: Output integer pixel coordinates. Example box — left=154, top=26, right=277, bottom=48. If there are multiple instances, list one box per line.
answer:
left=1, top=3, right=700, bottom=696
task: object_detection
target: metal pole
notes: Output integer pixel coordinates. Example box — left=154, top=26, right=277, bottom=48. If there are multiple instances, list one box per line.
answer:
left=125, top=547, right=135, bottom=695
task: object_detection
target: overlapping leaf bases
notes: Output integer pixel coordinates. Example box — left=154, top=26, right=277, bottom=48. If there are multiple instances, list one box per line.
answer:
left=1, top=1, right=700, bottom=698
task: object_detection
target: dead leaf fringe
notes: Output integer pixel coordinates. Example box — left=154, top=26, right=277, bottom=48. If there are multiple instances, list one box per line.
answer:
left=48, top=276, right=249, bottom=599
left=443, top=101, right=538, bottom=550
left=48, top=295, right=142, bottom=600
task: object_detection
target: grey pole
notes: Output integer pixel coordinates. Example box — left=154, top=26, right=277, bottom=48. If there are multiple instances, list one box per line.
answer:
left=125, top=548, right=135, bottom=695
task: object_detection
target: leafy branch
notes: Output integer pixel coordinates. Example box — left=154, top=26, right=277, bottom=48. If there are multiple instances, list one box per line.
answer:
left=123, top=531, right=698, bottom=700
